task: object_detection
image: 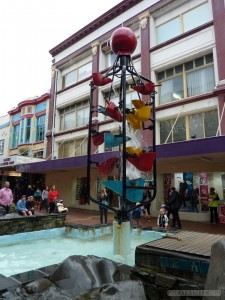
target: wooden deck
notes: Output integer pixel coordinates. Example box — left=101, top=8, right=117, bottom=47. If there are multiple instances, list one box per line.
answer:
left=145, top=231, right=225, bottom=257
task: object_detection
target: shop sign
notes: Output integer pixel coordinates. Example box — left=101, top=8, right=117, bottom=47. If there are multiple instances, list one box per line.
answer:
left=0, top=171, right=22, bottom=177
left=0, top=157, right=15, bottom=167
left=0, top=155, right=44, bottom=168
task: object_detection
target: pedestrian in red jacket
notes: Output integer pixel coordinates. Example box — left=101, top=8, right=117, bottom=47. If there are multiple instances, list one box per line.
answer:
left=48, top=185, right=59, bottom=214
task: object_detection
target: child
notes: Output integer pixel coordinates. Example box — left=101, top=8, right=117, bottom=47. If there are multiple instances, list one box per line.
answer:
left=131, top=203, right=142, bottom=225
left=157, top=207, right=169, bottom=229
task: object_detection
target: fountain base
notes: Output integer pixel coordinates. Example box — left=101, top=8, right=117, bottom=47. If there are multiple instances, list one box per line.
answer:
left=113, top=221, right=131, bottom=256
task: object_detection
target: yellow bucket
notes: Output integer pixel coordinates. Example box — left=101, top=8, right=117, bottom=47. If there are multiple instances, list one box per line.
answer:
left=126, top=146, right=143, bottom=155
left=126, top=114, right=142, bottom=129
left=135, top=106, right=151, bottom=121
left=132, top=99, right=145, bottom=109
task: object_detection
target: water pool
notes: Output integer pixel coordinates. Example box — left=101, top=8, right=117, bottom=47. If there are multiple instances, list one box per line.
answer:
left=0, top=227, right=163, bottom=277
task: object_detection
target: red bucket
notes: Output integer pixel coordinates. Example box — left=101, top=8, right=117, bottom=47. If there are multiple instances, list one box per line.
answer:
left=98, top=157, right=119, bottom=177
left=92, top=73, right=112, bottom=86
left=127, top=152, right=156, bottom=172
left=106, top=102, right=122, bottom=122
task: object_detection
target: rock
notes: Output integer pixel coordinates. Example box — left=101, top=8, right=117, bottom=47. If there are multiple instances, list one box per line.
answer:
left=25, top=278, right=54, bottom=293
left=76, top=280, right=146, bottom=300
left=204, top=239, right=225, bottom=299
left=49, top=255, right=120, bottom=297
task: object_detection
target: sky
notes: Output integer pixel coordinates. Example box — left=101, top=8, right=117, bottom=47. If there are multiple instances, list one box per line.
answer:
left=0, top=0, right=122, bottom=116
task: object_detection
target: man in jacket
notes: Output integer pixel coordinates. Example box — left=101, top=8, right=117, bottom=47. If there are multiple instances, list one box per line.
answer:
left=168, top=187, right=182, bottom=229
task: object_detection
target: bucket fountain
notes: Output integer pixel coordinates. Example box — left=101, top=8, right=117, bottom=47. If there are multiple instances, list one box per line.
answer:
left=86, top=26, right=158, bottom=257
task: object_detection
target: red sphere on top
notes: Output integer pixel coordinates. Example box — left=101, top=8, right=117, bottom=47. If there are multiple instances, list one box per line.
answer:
left=110, top=27, right=137, bottom=55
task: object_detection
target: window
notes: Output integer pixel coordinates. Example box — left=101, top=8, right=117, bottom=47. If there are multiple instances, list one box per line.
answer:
left=78, top=62, right=92, bottom=81
left=160, top=117, right=186, bottom=143
left=156, top=2, right=211, bottom=44
left=62, top=61, right=92, bottom=88
left=58, top=138, right=88, bottom=158
left=183, top=2, right=211, bottom=32
left=27, top=106, right=32, bottom=114
left=105, top=52, right=117, bottom=68
left=157, top=17, right=180, bottom=44
left=12, top=124, right=20, bottom=148
left=36, top=115, right=46, bottom=142
left=157, top=54, right=215, bottom=104
left=25, top=118, right=31, bottom=143
left=20, top=119, right=24, bottom=144
left=62, top=70, right=77, bottom=88
left=59, top=100, right=90, bottom=131
left=0, top=140, right=4, bottom=155
left=160, top=110, right=218, bottom=143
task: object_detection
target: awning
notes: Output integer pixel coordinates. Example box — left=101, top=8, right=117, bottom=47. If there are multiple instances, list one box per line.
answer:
left=15, top=136, right=225, bottom=174
left=16, top=151, right=119, bottom=173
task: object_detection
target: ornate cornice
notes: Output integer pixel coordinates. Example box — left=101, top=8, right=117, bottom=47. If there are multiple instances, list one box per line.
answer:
left=8, top=93, right=50, bottom=115
left=49, top=0, right=142, bottom=57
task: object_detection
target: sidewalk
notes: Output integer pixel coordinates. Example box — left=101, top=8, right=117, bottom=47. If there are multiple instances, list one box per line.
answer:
left=63, top=208, right=225, bottom=235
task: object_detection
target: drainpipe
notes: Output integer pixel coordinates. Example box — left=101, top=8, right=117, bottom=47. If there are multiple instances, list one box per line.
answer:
left=51, top=68, right=58, bottom=159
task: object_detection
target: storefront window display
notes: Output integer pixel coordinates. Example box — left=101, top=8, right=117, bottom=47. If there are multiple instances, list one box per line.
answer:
left=163, top=172, right=209, bottom=213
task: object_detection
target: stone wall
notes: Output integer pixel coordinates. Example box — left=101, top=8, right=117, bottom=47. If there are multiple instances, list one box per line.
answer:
left=0, top=213, right=66, bottom=235
left=130, top=267, right=205, bottom=300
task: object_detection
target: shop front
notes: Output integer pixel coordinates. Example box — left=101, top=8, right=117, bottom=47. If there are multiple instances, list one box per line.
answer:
left=151, top=136, right=225, bottom=222
left=0, top=155, right=45, bottom=200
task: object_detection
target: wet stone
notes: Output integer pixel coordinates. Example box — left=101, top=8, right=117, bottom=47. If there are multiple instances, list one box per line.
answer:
left=11, top=270, right=46, bottom=285
left=0, top=277, right=20, bottom=293
left=37, top=264, right=59, bottom=276
left=155, top=273, right=177, bottom=288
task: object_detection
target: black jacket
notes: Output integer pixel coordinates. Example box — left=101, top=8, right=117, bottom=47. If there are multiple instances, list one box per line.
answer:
left=168, top=191, right=181, bottom=209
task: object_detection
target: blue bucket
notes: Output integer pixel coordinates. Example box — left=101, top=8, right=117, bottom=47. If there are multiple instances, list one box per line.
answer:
left=101, top=178, right=145, bottom=202
left=104, top=133, right=131, bottom=148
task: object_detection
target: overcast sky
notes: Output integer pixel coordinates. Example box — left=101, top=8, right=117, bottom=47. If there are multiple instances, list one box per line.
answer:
left=0, top=0, right=122, bottom=116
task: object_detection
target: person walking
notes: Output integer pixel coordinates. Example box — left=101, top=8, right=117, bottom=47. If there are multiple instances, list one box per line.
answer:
left=208, top=187, right=219, bottom=224
left=0, top=181, right=13, bottom=214
left=99, top=188, right=109, bottom=224
left=168, top=187, right=182, bottom=229
left=40, top=186, right=49, bottom=213
left=48, top=185, right=59, bottom=214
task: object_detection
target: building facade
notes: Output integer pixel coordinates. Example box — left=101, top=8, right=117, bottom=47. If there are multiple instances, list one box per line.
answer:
left=0, top=93, right=50, bottom=192
left=18, top=0, right=225, bottom=221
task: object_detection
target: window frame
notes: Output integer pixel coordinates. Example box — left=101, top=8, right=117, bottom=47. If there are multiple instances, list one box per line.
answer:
left=0, top=139, right=4, bottom=155
left=157, top=54, right=215, bottom=104
left=36, top=115, right=46, bottom=142
left=12, top=124, right=20, bottom=148
left=59, top=100, right=90, bottom=131
left=159, top=109, right=218, bottom=144
left=62, top=60, right=92, bottom=89
left=156, top=1, right=211, bottom=45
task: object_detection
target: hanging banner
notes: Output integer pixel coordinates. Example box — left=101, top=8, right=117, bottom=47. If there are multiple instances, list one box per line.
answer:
left=76, top=177, right=87, bottom=205
left=199, top=172, right=208, bottom=211
left=163, top=174, right=171, bottom=202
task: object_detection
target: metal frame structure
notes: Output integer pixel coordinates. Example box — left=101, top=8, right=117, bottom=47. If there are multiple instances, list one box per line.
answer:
left=86, top=52, right=157, bottom=224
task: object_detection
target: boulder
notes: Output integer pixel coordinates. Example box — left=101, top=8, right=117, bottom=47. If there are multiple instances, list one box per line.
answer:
left=204, top=239, right=225, bottom=299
